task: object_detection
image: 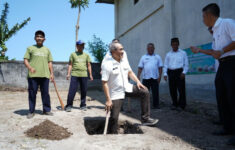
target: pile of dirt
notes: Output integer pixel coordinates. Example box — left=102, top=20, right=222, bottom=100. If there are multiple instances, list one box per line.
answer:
left=25, top=119, right=73, bottom=140
left=118, top=121, right=143, bottom=134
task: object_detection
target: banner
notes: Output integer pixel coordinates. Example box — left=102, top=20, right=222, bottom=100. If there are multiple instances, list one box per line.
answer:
left=184, top=43, right=216, bottom=75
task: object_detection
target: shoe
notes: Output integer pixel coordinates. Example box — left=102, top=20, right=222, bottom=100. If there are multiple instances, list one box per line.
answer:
left=27, top=113, right=35, bottom=119
left=212, top=129, right=232, bottom=136
left=43, top=111, right=53, bottom=116
left=152, top=106, right=160, bottom=109
left=65, top=106, right=72, bottom=112
left=170, top=105, right=177, bottom=110
left=142, top=118, right=159, bottom=126
left=227, top=136, right=235, bottom=146
left=212, top=120, right=222, bottom=125
left=80, top=106, right=87, bottom=111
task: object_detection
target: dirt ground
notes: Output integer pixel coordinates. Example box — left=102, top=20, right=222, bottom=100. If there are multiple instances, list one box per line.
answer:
left=0, top=87, right=234, bottom=150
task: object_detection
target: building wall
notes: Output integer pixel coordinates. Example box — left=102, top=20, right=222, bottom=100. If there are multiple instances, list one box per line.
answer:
left=0, top=61, right=101, bottom=90
left=114, top=0, right=235, bottom=102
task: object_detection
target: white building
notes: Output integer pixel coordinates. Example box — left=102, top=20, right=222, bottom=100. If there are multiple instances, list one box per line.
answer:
left=96, top=0, right=235, bottom=102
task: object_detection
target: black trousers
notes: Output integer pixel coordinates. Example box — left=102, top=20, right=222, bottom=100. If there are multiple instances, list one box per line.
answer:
left=215, top=56, right=235, bottom=134
left=167, top=68, right=186, bottom=109
left=143, top=78, right=159, bottom=107
left=66, top=76, right=88, bottom=108
left=108, top=85, right=150, bottom=133
left=28, top=78, right=51, bottom=113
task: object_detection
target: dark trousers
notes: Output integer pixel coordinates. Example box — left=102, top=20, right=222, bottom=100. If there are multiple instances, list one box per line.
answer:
left=66, top=76, right=88, bottom=108
left=143, top=78, right=159, bottom=107
left=167, top=68, right=186, bottom=109
left=28, top=78, right=51, bottom=113
left=109, top=85, right=150, bottom=133
left=215, top=56, right=235, bottom=134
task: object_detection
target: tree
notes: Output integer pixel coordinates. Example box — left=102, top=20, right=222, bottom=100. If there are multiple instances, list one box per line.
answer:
left=0, top=3, right=30, bottom=60
left=88, top=35, right=108, bottom=63
left=69, top=0, right=89, bottom=48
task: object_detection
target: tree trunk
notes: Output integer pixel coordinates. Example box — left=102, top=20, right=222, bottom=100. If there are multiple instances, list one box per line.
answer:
left=75, top=6, right=81, bottom=51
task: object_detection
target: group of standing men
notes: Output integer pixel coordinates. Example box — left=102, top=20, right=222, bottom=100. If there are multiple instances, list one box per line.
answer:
left=22, top=2, right=235, bottom=146
left=137, top=38, right=188, bottom=111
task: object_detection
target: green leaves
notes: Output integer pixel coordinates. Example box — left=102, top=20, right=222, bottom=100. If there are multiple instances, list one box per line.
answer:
left=69, top=0, right=89, bottom=9
left=0, top=2, right=30, bottom=58
left=88, top=35, right=108, bottom=63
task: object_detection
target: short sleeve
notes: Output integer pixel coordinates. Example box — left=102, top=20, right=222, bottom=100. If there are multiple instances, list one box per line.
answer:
left=23, top=48, right=31, bottom=60
left=158, top=56, right=163, bottom=67
left=138, top=56, right=144, bottom=68
left=101, top=64, right=110, bottom=81
left=48, top=50, right=53, bottom=62
left=87, top=54, right=91, bottom=63
left=226, top=20, right=235, bottom=41
left=69, top=53, right=73, bottom=63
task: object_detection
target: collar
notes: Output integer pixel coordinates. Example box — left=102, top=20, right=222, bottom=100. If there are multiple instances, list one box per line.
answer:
left=212, top=17, right=222, bottom=31
left=111, top=56, right=123, bottom=64
left=171, top=49, right=180, bottom=53
left=146, top=53, right=155, bottom=56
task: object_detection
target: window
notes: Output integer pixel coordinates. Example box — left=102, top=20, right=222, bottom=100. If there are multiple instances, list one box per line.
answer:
left=134, top=0, right=139, bottom=5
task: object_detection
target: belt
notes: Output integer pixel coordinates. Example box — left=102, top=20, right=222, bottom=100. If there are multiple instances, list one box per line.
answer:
left=167, top=68, right=183, bottom=71
left=219, top=56, right=235, bottom=63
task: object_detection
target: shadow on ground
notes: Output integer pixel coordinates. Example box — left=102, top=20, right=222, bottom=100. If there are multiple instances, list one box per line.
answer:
left=88, top=90, right=235, bottom=150
left=14, top=109, right=43, bottom=116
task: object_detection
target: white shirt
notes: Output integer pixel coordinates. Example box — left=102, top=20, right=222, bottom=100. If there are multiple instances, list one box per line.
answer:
left=163, top=49, right=189, bottom=76
left=101, top=56, right=133, bottom=100
left=138, top=54, right=163, bottom=79
left=212, top=17, right=235, bottom=58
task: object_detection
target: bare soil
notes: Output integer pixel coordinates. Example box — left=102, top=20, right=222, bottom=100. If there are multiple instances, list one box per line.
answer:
left=25, top=119, right=72, bottom=140
left=0, top=88, right=235, bottom=150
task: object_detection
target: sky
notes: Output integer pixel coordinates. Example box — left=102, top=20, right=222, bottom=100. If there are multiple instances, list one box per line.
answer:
left=0, top=0, right=114, bottom=62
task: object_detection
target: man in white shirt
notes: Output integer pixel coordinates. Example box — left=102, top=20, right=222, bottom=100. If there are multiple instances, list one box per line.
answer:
left=138, top=43, right=163, bottom=109
left=102, top=42, right=158, bottom=133
left=191, top=3, right=235, bottom=145
left=164, top=38, right=189, bottom=110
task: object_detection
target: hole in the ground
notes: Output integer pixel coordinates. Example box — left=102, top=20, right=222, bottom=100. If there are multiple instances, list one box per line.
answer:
left=84, top=117, right=143, bottom=135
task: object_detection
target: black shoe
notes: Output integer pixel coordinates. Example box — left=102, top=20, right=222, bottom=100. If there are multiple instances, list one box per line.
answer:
left=212, top=129, right=232, bottom=136
left=227, top=136, right=235, bottom=146
left=152, top=106, right=160, bottom=109
left=27, top=113, right=35, bottom=119
left=212, top=120, right=222, bottom=125
left=65, top=106, right=72, bottom=112
left=170, top=105, right=177, bottom=110
left=142, top=118, right=159, bottom=126
left=43, top=111, right=53, bottom=116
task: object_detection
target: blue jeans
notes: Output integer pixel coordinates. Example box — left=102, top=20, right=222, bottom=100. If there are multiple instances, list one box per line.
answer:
left=66, top=76, right=88, bottom=108
left=28, top=78, right=51, bottom=113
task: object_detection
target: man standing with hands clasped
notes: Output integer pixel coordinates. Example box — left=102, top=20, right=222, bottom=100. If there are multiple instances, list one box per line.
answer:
left=138, top=43, right=163, bottom=109
left=65, top=40, right=93, bottom=112
left=24, top=30, right=54, bottom=119
left=101, top=42, right=158, bottom=134
left=190, top=3, right=235, bottom=146
left=164, top=38, right=188, bottom=110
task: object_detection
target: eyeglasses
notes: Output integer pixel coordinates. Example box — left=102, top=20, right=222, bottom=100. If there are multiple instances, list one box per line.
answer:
left=118, top=48, right=124, bottom=50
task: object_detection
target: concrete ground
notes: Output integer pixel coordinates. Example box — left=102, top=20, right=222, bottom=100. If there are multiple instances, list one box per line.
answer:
left=0, top=88, right=234, bottom=150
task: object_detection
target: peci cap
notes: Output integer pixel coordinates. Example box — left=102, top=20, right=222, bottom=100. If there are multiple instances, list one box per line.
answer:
left=76, top=40, right=85, bottom=45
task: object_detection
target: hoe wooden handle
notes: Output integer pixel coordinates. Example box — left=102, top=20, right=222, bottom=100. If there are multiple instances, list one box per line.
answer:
left=53, top=80, right=65, bottom=110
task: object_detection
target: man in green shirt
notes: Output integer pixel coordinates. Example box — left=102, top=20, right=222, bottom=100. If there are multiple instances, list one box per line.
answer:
left=65, top=40, right=93, bottom=112
left=24, top=30, right=54, bottom=119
